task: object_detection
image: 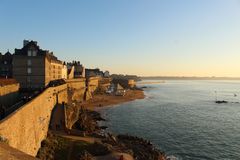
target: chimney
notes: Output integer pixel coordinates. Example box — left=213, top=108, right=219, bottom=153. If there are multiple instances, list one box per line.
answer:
left=23, top=40, right=29, bottom=47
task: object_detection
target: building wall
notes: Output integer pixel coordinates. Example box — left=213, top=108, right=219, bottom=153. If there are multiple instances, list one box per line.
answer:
left=0, top=63, right=12, bottom=78
left=74, top=65, right=85, bottom=78
left=45, top=58, right=51, bottom=86
left=112, top=78, right=135, bottom=89
left=50, top=61, right=62, bottom=80
left=0, top=83, right=20, bottom=106
left=62, top=65, right=67, bottom=79
left=67, top=66, right=74, bottom=79
left=0, top=52, right=13, bottom=78
left=13, top=55, right=46, bottom=89
left=128, top=79, right=136, bottom=88
left=0, top=84, right=68, bottom=156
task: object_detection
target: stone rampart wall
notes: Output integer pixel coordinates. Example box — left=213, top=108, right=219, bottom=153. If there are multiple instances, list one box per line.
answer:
left=66, top=78, right=86, bottom=102
left=0, top=84, right=68, bottom=156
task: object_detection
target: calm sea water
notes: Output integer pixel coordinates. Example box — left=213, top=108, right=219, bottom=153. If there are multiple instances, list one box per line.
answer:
left=100, top=80, right=240, bottom=160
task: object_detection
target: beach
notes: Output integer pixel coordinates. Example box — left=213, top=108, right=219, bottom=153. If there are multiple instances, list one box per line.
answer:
left=82, top=89, right=145, bottom=109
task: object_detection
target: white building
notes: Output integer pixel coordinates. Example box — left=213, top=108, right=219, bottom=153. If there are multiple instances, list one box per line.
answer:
left=61, top=64, right=68, bottom=79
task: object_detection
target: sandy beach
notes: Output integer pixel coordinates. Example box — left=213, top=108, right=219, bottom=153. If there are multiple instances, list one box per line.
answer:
left=82, top=90, right=145, bottom=109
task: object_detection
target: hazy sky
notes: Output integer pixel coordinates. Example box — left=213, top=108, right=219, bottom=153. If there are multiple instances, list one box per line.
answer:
left=1, top=0, right=240, bottom=77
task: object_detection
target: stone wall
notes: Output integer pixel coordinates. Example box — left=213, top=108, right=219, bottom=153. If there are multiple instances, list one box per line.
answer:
left=0, top=142, right=36, bottom=160
left=86, top=77, right=100, bottom=100
left=87, top=77, right=100, bottom=93
left=98, top=78, right=111, bottom=92
left=0, top=84, right=68, bottom=156
left=65, top=78, right=86, bottom=102
left=0, top=83, right=20, bottom=106
left=64, top=103, right=80, bottom=129
left=0, top=77, right=102, bottom=157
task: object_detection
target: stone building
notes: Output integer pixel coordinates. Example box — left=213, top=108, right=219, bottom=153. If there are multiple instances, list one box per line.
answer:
left=67, top=65, right=74, bottom=79
left=0, top=51, right=13, bottom=78
left=104, top=71, right=110, bottom=77
left=61, top=62, right=68, bottom=79
left=67, top=61, right=85, bottom=78
left=13, top=40, right=63, bottom=89
left=85, top=68, right=104, bottom=78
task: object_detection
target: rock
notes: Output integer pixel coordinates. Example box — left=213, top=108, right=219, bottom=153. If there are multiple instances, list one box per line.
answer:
left=215, top=100, right=228, bottom=104
left=116, top=134, right=167, bottom=160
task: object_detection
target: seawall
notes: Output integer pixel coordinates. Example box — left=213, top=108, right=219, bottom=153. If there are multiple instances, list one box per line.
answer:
left=0, top=84, right=68, bottom=156
left=0, top=77, right=103, bottom=157
left=66, top=78, right=86, bottom=102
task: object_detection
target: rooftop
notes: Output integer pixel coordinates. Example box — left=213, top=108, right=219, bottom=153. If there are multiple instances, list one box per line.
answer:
left=14, top=40, right=62, bottom=64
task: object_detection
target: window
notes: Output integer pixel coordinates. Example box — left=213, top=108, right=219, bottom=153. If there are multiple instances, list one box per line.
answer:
left=28, top=50, right=37, bottom=56
left=27, top=59, right=32, bottom=66
left=27, top=68, right=31, bottom=74
left=32, top=50, right=37, bottom=56
left=28, top=50, right=31, bottom=56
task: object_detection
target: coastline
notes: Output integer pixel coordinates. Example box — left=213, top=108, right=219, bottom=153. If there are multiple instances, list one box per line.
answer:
left=37, top=89, right=167, bottom=160
left=82, top=89, right=145, bottom=110
left=83, top=89, right=166, bottom=160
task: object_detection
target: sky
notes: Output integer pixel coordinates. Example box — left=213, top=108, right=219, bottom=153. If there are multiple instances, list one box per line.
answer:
left=0, top=0, right=240, bottom=77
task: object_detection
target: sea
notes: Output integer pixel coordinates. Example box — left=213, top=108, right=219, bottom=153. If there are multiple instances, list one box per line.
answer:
left=99, top=80, right=240, bottom=160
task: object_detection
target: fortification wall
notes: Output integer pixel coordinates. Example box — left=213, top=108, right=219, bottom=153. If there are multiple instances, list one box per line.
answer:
left=87, top=77, right=100, bottom=93
left=0, top=84, right=68, bottom=156
left=0, top=142, right=36, bottom=160
left=0, top=78, right=99, bottom=156
left=0, top=83, right=20, bottom=106
left=66, top=78, right=86, bottom=102
left=99, top=78, right=111, bottom=92
left=85, top=77, right=100, bottom=100
left=64, top=104, right=80, bottom=129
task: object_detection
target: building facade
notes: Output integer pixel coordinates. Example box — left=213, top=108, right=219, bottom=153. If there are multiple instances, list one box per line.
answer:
left=85, top=68, right=104, bottom=78
left=13, top=40, right=63, bottom=89
left=67, top=61, right=85, bottom=78
left=61, top=63, right=68, bottom=79
left=0, top=51, right=13, bottom=78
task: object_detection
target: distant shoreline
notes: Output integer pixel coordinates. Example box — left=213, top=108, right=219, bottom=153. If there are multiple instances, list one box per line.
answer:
left=141, top=77, right=240, bottom=80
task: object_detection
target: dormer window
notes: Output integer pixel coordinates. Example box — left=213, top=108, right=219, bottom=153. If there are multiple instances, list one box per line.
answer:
left=28, top=49, right=37, bottom=56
